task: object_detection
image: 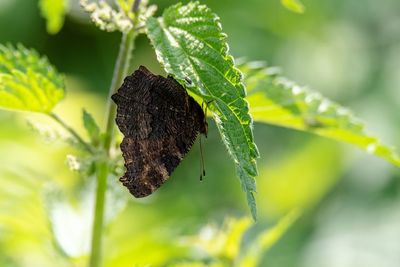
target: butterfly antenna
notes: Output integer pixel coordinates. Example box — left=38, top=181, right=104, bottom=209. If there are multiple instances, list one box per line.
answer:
left=199, top=99, right=213, bottom=179
left=199, top=136, right=206, bottom=181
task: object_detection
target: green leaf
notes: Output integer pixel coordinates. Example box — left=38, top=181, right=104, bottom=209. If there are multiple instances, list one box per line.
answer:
left=223, top=217, right=252, bottom=260
left=0, top=44, right=65, bottom=114
left=146, top=2, right=259, bottom=219
left=183, top=217, right=252, bottom=262
left=238, top=210, right=301, bottom=267
left=280, top=0, right=305, bottom=14
left=39, top=0, right=68, bottom=34
left=82, top=109, right=100, bottom=145
left=240, top=61, right=400, bottom=167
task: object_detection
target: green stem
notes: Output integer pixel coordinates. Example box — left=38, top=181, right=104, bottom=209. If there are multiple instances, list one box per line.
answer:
left=88, top=30, right=137, bottom=267
left=49, top=112, right=93, bottom=154
left=89, top=161, right=108, bottom=267
left=103, top=32, right=137, bottom=152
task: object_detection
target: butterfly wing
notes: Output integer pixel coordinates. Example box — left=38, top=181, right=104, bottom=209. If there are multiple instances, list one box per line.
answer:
left=112, top=66, right=205, bottom=197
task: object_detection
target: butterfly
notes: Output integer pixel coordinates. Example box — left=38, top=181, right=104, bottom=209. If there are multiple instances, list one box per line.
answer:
left=111, top=66, right=208, bottom=197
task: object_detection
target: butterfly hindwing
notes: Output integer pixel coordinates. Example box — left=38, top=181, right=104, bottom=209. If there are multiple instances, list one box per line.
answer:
left=120, top=136, right=183, bottom=197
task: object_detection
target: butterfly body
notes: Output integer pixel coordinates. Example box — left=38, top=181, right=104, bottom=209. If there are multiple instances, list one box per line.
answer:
left=112, top=66, right=207, bottom=197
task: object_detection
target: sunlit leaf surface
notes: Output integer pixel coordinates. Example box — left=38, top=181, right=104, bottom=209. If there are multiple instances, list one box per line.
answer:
left=241, top=62, right=400, bottom=167
left=146, top=1, right=259, bottom=219
left=0, top=44, right=65, bottom=114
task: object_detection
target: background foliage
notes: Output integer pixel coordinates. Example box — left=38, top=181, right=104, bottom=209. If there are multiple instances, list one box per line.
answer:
left=0, top=0, right=400, bottom=266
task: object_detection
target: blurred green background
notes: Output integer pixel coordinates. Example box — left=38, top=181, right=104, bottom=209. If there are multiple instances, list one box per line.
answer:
left=1, top=0, right=400, bottom=266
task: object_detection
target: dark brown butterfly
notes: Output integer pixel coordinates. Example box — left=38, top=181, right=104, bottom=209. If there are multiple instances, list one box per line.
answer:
left=111, top=66, right=207, bottom=197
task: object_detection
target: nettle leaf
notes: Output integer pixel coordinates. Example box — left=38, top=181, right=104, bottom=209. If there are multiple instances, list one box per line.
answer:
left=146, top=2, right=259, bottom=219
left=280, top=0, right=305, bottom=14
left=240, top=61, right=400, bottom=167
left=39, top=0, right=68, bottom=34
left=0, top=44, right=65, bottom=114
left=82, top=109, right=100, bottom=145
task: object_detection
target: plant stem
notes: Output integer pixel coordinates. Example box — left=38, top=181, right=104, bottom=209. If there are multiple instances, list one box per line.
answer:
left=89, top=161, right=108, bottom=267
left=103, top=31, right=137, bottom=153
left=49, top=112, right=93, bottom=153
left=88, top=29, right=137, bottom=267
